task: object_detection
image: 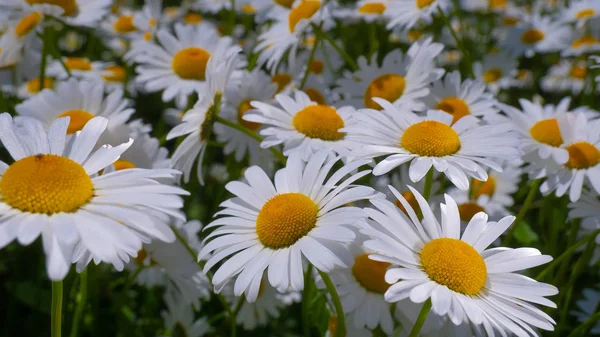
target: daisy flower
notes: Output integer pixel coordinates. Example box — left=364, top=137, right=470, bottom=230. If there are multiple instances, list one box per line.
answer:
left=345, top=103, right=520, bottom=190
left=335, top=37, right=444, bottom=110
left=199, top=151, right=379, bottom=302
left=0, top=114, right=188, bottom=280
left=502, top=14, right=571, bottom=57
left=541, top=59, right=589, bottom=95
left=571, top=286, right=600, bottom=334
left=2, top=0, right=113, bottom=27
left=473, top=52, right=517, bottom=94
left=131, top=22, right=235, bottom=107
left=334, top=0, right=389, bottom=23
left=16, top=76, right=55, bottom=99
left=384, top=0, right=451, bottom=31
left=46, top=56, right=108, bottom=80
left=562, top=18, right=600, bottom=56
left=159, top=288, right=211, bottom=337
left=561, top=0, right=600, bottom=28
left=101, top=10, right=140, bottom=40
left=361, top=186, right=558, bottom=336
left=133, top=0, right=162, bottom=42
left=97, top=64, right=129, bottom=92
left=244, top=90, right=358, bottom=161
left=568, top=190, right=600, bottom=264
left=421, top=70, right=498, bottom=124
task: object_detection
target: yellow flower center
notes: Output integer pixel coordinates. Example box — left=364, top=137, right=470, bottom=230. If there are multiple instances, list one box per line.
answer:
left=171, top=47, right=211, bottom=80
left=502, top=16, right=519, bottom=26
left=520, top=29, right=545, bottom=45
left=305, top=88, right=327, bottom=105
left=489, top=0, right=505, bottom=9
left=483, top=68, right=503, bottom=83
left=26, top=0, right=78, bottom=16
left=113, top=15, right=136, bottom=33
left=15, top=12, right=43, bottom=38
left=237, top=99, right=261, bottom=131
left=133, top=248, right=148, bottom=265
left=569, top=65, right=587, bottom=79
left=352, top=253, right=391, bottom=294
left=471, top=176, right=495, bottom=199
left=564, top=142, right=600, bottom=169
left=102, top=65, right=126, bottom=82
left=26, top=77, right=54, bottom=93
left=395, top=191, right=420, bottom=216
left=576, top=8, right=595, bottom=19
left=420, top=238, right=487, bottom=295
left=572, top=35, right=599, bottom=48
left=309, top=59, right=324, bottom=74
left=401, top=120, right=461, bottom=157
left=148, top=18, right=156, bottom=27
left=364, top=74, right=406, bottom=110
left=242, top=4, right=256, bottom=13
left=143, top=31, right=153, bottom=41
left=529, top=118, right=563, bottom=147
left=288, top=1, right=321, bottom=32
left=517, top=69, right=530, bottom=80
left=57, top=109, right=95, bottom=134
left=358, top=2, right=386, bottom=14
left=183, top=13, right=203, bottom=24
left=407, top=29, right=423, bottom=41
left=271, top=73, right=292, bottom=93
left=292, top=105, right=345, bottom=141
left=416, top=0, right=435, bottom=9
left=458, top=202, right=486, bottom=221
left=256, top=193, right=318, bottom=249
left=65, top=57, right=92, bottom=71
left=435, top=97, right=470, bottom=125
left=274, top=0, right=295, bottom=8
left=113, top=160, right=136, bottom=171
left=0, top=154, right=93, bottom=214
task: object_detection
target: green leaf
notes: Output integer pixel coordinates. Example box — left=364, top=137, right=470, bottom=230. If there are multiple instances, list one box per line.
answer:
left=513, top=221, right=539, bottom=245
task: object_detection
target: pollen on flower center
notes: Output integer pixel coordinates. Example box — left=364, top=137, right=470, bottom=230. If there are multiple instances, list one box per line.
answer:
left=102, top=65, right=126, bottom=83
left=292, top=105, right=345, bottom=141
left=26, top=0, right=78, bottom=16
left=520, top=29, right=545, bottom=45
left=256, top=193, right=318, bottom=249
left=237, top=99, right=261, bottom=131
left=564, top=142, right=600, bottom=170
left=352, top=254, right=391, bottom=294
left=489, top=0, right=506, bottom=9
left=572, top=35, right=599, bottom=48
left=15, top=12, right=43, bottom=38
left=274, top=0, right=294, bottom=8
left=569, top=65, right=587, bottom=79
left=309, top=60, right=324, bottom=74
left=113, top=160, right=136, bottom=171
left=358, top=2, right=386, bottom=14
left=57, top=109, right=95, bottom=134
left=458, top=202, right=486, bottom=221
left=401, top=120, right=461, bottom=157
left=113, top=15, right=137, bottom=33
left=420, top=238, right=487, bottom=295
left=529, top=118, right=563, bottom=147
left=26, top=77, right=54, bottom=93
left=416, top=0, right=435, bottom=9
left=65, top=57, right=92, bottom=71
left=172, top=47, right=211, bottom=80
left=271, top=73, right=292, bottom=93
left=483, top=68, right=503, bottom=83
left=364, top=74, right=406, bottom=110
left=0, top=154, right=93, bottom=214
left=183, top=12, right=203, bottom=24
left=288, top=1, right=321, bottom=32
left=435, top=97, right=470, bottom=124
left=576, top=8, right=595, bottom=19
left=394, top=191, right=420, bottom=216
left=305, top=88, right=327, bottom=105
left=471, top=176, right=496, bottom=198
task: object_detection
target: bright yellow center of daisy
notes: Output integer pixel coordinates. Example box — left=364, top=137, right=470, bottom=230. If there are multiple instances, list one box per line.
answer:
left=0, top=154, right=93, bottom=214
left=352, top=254, right=391, bottom=294
left=113, top=15, right=136, bottom=33
left=358, top=2, right=386, bottom=14
left=183, top=13, right=203, bottom=24
left=292, top=105, right=345, bottom=141
left=256, top=193, right=318, bottom=249
left=26, top=0, right=78, bottom=16
left=416, top=0, right=435, bottom=9
left=407, top=29, right=423, bottom=41
left=305, top=88, right=327, bottom=105
left=458, top=202, right=486, bottom=221
left=483, top=68, right=503, bottom=83
left=564, top=142, right=600, bottom=169
left=420, top=238, right=487, bottom=295
left=172, top=47, right=211, bottom=80
left=489, top=0, right=506, bottom=9
left=364, top=74, right=406, bottom=110
left=502, top=16, right=519, bottom=26
left=576, top=8, right=595, bottom=19
left=237, top=99, right=261, bottom=131
left=288, top=1, right=321, bottom=32
left=401, top=120, right=461, bottom=157
left=57, top=109, right=95, bottom=134
left=395, top=191, right=420, bottom=216
left=572, top=35, right=599, bottom=48
left=26, top=77, right=54, bottom=93
left=569, top=65, right=587, bottom=79
left=529, top=118, right=563, bottom=147
left=275, top=0, right=295, bottom=8
left=309, top=59, right=324, bottom=74
left=271, top=73, right=291, bottom=93
left=435, top=97, right=470, bottom=124
left=520, top=29, right=545, bottom=45
left=133, top=248, right=148, bottom=265
left=102, top=65, right=126, bottom=82
left=471, top=176, right=495, bottom=199
left=242, top=4, right=256, bottom=13
left=15, top=12, right=43, bottom=38
left=113, top=160, right=136, bottom=171
left=65, top=57, right=92, bottom=71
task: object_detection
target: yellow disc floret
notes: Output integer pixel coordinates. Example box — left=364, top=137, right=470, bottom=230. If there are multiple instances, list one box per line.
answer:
left=358, top=2, right=386, bottom=14
left=271, top=73, right=292, bottom=93
left=520, top=29, right=545, bottom=45
left=569, top=65, right=587, bottom=79
left=65, top=57, right=92, bottom=71
left=113, top=160, right=136, bottom=171
left=0, top=154, right=93, bottom=214
left=275, top=0, right=295, bottom=8
left=420, top=238, right=487, bottom=295
left=564, top=142, right=600, bottom=170
left=471, top=177, right=496, bottom=199
left=15, top=12, right=43, bottom=38
left=572, top=35, right=599, bottom=48
left=305, top=88, right=327, bottom=105
left=292, top=105, right=345, bottom=141
left=256, top=193, right=318, bottom=249
left=458, top=202, right=486, bottom=221
left=183, top=13, right=203, bottom=24
left=26, top=77, right=54, bottom=93
left=364, top=74, right=406, bottom=110
left=401, top=120, right=461, bottom=157
left=435, top=97, right=470, bottom=124
left=26, top=0, right=78, bottom=16
left=289, top=1, right=321, bottom=32
left=113, top=15, right=137, bottom=33
left=102, top=65, right=126, bottom=83
left=57, top=109, right=95, bottom=134
left=416, top=0, right=435, bottom=9
left=352, top=254, right=391, bottom=294
left=172, top=47, right=211, bottom=80
left=529, top=118, right=563, bottom=147
left=483, top=68, right=503, bottom=84
left=576, top=8, right=595, bottom=19
left=237, top=99, right=261, bottom=131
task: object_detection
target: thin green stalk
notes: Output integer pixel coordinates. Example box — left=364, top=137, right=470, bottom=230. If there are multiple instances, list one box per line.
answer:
left=300, top=32, right=321, bottom=90
left=368, top=23, right=378, bottom=57
left=207, top=312, right=227, bottom=325
left=436, top=7, right=474, bottom=78
left=566, top=311, right=600, bottom=337
left=408, top=299, right=431, bottom=337
left=318, top=269, right=345, bottom=337
left=69, top=269, right=88, bottom=337
left=39, top=25, right=49, bottom=94
left=215, top=116, right=287, bottom=165
left=302, top=264, right=314, bottom=337
left=423, top=169, right=434, bottom=201
left=503, top=179, right=541, bottom=246
left=311, top=23, right=358, bottom=71
left=51, top=281, right=63, bottom=337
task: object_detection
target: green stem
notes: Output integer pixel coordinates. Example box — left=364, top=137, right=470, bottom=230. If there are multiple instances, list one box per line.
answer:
left=51, top=281, right=63, bottom=337
left=408, top=299, right=431, bottom=337
left=215, top=116, right=287, bottom=165
left=311, top=23, right=358, bottom=71
left=69, top=269, right=88, bottom=337
left=39, top=25, right=49, bottom=93
left=300, top=32, right=321, bottom=90
left=503, top=179, right=541, bottom=246
left=423, top=169, right=434, bottom=201
left=318, top=270, right=345, bottom=337
left=302, top=264, right=313, bottom=337
left=566, top=312, right=600, bottom=337
left=436, top=7, right=474, bottom=78
left=230, top=297, right=244, bottom=337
